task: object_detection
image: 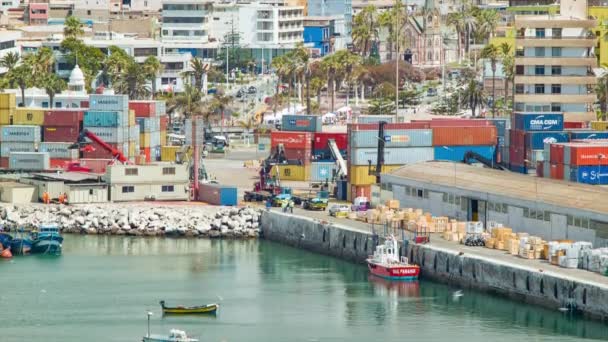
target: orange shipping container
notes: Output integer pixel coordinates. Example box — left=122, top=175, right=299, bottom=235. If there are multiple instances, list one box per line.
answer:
left=141, top=147, right=151, bottom=162
left=350, top=184, right=371, bottom=200
left=569, top=144, right=608, bottom=166
left=432, top=126, right=497, bottom=146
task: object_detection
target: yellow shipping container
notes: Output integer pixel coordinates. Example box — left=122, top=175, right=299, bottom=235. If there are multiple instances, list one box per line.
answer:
left=13, top=108, right=44, bottom=125
left=0, top=93, right=16, bottom=110
left=0, top=108, right=12, bottom=125
left=161, top=145, right=181, bottom=161
left=140, top=132, right=151, bottom=147
left=160, top=130, right=167, bottom=146
left=128, top=141, right=137, bottom=157
left=590, top=121, right=608, bottom=131
left=274, top=164, right=310, bottom=181
left=129, top=109, right=135, bottom=126
left=349, top=165, right=402, bottom=185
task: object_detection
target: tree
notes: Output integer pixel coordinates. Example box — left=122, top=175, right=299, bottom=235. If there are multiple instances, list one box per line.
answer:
left=186, top=57, right=208, bottom=91
left=143, top=56, right=162, bottom=98
left=99, top=45, right=132, bottom=87
left=237, top=116, right=258, bottom=146
left=475, top=9, right=499, bottom=43
left=113, top=60, right=150, bottom=100
left=61, top=38, right=104, bottom=92
left=461, top=80, right=486, bottom=117
left=209, top=90, right=233, bottom=135
left=447, top=12, right=465, bottom=62
left=499, top=42, right=514, bottom=114
left=366, top=98, right=395, bottom=115
left=172, top=82, right=204, bottom=120
left=352, top=5, right=378, bottom=57
left=41, top=73, right=67, bottom=108
left=64, top=16, right=84, bottom=39
left=596, top=64, right=608, bottom=120
left=8, top=64, right=33, bottom=106
left=0, top=51, right=20, bottom=72
left=23, top=47, right=55, bottom=84
left=481, top=43, right=500, bottom=117
left=378, top=10, right=395, bottom=60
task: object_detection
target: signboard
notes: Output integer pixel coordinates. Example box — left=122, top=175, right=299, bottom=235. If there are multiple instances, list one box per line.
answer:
left=384, top=135, right=391, bottom=142
left=258, top=144, right=266, bottom=151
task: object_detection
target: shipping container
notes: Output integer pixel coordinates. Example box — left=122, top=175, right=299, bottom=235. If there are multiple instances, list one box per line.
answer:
left=159, top=116, right=168, bottom=131
left=310, top=162, right=337, bottom=181
left=525, top=131, right=569, bottom=150
left=84, top=110, right=126, bottom=127
left=349, top=122, right=430, bottom=131
left=129, top=101, right=156, bottom=117
left=509, top=129, right=525, bottom=148
left=433, top=145, right=495, bottom=162
left=550, top=143, right=565, bottom=164
left=590, top=121, right=608, bottom=131
left=89, top=94, right=129, bottom=112
left=349, top=165, right=402, bottom=185
left=129, top=109, right=135, bottom=126
left=0, top=93, right=16, bottom=109
left=349, top=147, right=434, bottom=165
left=569, top=131, right=608, bottom=140
left=270, top=131, right=313, bottom=149
left=39, top=142, right=78, bottom=159
left=349, top=129, right=432, bottom=148
left=312, top=148, right=346, bottom=161
left=508, top=164, right=526, bottom=173
left=350, top=184, right=371, bottom=200
left=136, top=117, right=161, bottom=133
left=141, top=147, right=151, bottom=162
left=8, top=152, right=50, bottom=170
left=313, top=132, right=347, bottom=150
left=160, top=130, right=167, bottom=146
left=283, top=147, right=312, bottom=164
left=568, top=165, right=608, bottom=185
left=80, top=100, right=89, bottom=108
left=526, top=149, right=544, bottom=165
left=565, top=144, right=608, bottom=166
left=550, top=163, right=564, bottom=180
left=415, top=119, right=493, bottom=127
left=432, top=126, right=497, bottom=146
left=543, top=161, right=550, bottom=178
left=49, top=158, right=71, bottom=169
left=274, top=164, right=310, bottom=181
left=161, top=146, right=181, bottom=161
left=281, top=115, right=322, bottom=132
left=150, top=131, right=161, bottom=148
left=78, top=158, right=112, bottom=173
left=0, top=142, right=36, bottom=157
left=536, top=161, right=544, bottom=177
left=564, top=121, right=586, bottom=129
left=0, top=157, right=7, bottom=168
left=82, top=141, right=128, bottom=159
left=44, top=109, right=83, bottom=127
left=509, top=146, right=525, bottom=166
left=336, top=179, right=348, bottom=201
left=512, top=113, right=564, bottom=131
left=86, top=126, right=125, bottom=143
left=13, top=108, right=45, bottom=125
left=0, top=125, right=41, bottom=142
left=198, top=183, right=238, bottom=205
left=0, top=108, right=12, bottom=125
left=500, top=146, right=509, bottom=164
left=486, top=118, right=509, bottom=137
left=43, top=126, right=80, bottom=143
left=155, top=101, right=166, bottom=116
left=356, top=115, right=395, bottom=124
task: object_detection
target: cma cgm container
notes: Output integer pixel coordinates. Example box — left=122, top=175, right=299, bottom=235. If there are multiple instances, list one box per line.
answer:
left=350, top=129, right=432, bottom=148
left=313, top=132, right=347, bottom=150
left=310, top=162, right=337, bottom=181
left=270, top=131, right=312, bottom=149
left=281, top=115, right=322, bottom=132
left=349, top=147, right=434, bottom=165
left=432, top=126, right=497, bottom=146
left=564, top=144, right=608, bottom=166
left=198, top=183, right=238, bottom=205
left=433, top=146, right=496, bottom=162
left=525, top=131, right=569, bottom=150
left=39, top=142, right=78, bottom=159
left=9, top=152, right=50, bottom=170
left=568, top=165, right=608, bottom=185
left=43, top=126, right=80, bottom=142
left=1, top=125, right=42, bottom=142
left=89, top=94, right=129, bottom=112
left=1, top=142, right=36, bottom=157
left=84, top=111, right=127, bottom=127
left=569, top=131, right=608, bottom=140
left=129, top=101, right=156, bottom=117
left=512, top=113, right=564, bottom=131
left=44, top=109, right=83, bottom=126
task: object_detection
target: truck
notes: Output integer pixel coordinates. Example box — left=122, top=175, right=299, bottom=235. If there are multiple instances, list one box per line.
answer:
left=292, top=191, right=329, bottom=211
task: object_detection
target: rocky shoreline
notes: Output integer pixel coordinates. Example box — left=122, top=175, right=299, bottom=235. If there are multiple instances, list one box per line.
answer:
left=0, top=204, right=262, bottom=239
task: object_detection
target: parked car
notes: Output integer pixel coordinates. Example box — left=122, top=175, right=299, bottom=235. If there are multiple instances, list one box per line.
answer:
left=329, top=204, right=351, bottom=217
left=248, top=86, right=257, bottom=94
left=207, top=88, right=218, bottom=95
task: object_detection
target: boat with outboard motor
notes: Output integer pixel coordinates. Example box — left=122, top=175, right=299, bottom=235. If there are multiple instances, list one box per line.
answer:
left=366, top=235, right=420, bottom=281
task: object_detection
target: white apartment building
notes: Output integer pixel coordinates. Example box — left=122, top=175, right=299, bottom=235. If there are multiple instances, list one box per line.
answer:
left=122, top=0, right=163, bottom=12
left=0, top=0, right=19, bottom=11
left=161, top=0, right=212, bottom=43
left=0, top=31, right=20, bottom=75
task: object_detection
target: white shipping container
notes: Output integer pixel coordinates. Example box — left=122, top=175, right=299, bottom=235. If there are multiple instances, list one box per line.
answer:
left=89, top=94, right=129, bottom=112
left=1, top=125, right=42, bottom=142
left=349, top=147, right=434, bottom=166
left=40, top=142, right=78, bottom=159
left=1, top=142, right=37, bottom=157
left=9, top=152, right=50, bottom=170
left=150, top=130, right=161, bottom=147
left=86, top=126, right=125, bottom=143
left=155, top=101, right=166, bottom=116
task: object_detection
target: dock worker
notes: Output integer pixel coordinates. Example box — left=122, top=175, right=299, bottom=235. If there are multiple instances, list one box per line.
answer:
left=42, top=191, right=50, bottom=204
left=281, top=199, right=288, bottom=213
left=288, top=200, right=294, bottom=213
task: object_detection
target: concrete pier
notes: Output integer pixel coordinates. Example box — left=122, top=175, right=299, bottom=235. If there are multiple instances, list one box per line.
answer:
left=261, top=210, right=608, bottom=321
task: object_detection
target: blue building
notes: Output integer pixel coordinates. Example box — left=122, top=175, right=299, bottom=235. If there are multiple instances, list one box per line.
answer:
left=304, top=19, right=331, bottom=57
left=307, top=0, right=352, bottom=39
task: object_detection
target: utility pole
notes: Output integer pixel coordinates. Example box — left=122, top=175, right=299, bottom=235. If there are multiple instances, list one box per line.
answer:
left=395, top=0, right=399, bottom=115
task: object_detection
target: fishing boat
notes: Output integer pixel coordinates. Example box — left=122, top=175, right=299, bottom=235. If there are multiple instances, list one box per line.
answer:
left=0, top=232, right=13, bottom=249
left=0, top=244, right=12, bottom=259
left=367, top=235, right=420, bottom=281
left=143, top=329, right=199, bottom=342
left=159, top=300, right=219, bottom=315
left=31, top=224, right=63, bottom=255
left=10, top=229, right=32, bottom=255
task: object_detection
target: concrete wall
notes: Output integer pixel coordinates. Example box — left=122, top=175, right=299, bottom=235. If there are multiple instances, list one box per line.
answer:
left=261, top=210, right=608, bottom=320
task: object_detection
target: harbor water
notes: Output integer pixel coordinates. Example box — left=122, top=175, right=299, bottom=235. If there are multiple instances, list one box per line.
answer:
left=1, top=235, right=607, bottom=342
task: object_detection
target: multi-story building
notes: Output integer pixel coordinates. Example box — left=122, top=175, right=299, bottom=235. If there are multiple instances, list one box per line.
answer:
left=513, top=0, right=597, bottom=122
left=0, top=0, right=19, bottom=11
left=307, top=0, right=352, bottom=39
left=27, top=3, right=49, bottom=25
left=0, top=31, right=20, bottom=75
left=304, top=15, right=347, bottom=57
left=161, top=0, right=212, bottom=43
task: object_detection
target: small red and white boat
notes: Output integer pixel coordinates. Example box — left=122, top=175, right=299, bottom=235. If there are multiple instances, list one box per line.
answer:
left=367, top=235, right=419, bottom=281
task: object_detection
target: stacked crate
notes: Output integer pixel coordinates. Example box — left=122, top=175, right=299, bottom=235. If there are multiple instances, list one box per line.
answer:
left=131, top=100, right=166, bottom=163
left=42, top=109, right=83, bottom=168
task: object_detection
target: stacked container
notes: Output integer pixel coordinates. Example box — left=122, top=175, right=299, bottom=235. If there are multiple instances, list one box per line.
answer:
left=541, top=141, right=608, bottom=185
left=132, top=100, right=166, bottom=162
left=42, top=109, right=84, bottom=169
left=270, top=131, right=313, bottom=181
left=0, top=93, right=16, bottom=125
left=0, top=125, right=42, bottom=168
left=281, top=114, right=322, bottom=132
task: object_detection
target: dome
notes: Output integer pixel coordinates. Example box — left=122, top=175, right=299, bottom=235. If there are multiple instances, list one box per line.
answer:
left=69, top=64, right=85, bottom=85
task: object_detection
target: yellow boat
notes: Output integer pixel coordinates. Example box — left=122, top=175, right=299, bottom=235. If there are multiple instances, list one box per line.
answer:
left=159, top=300, right=219, bottom=315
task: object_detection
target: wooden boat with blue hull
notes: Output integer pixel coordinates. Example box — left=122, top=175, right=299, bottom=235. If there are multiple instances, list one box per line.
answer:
left=0, top=232, right=12, bottom=249
left=31, top=224, right=63, bottom=255
left=10, top=238, right=32, bottom=255
left=159, top=300, right=219, bottom=315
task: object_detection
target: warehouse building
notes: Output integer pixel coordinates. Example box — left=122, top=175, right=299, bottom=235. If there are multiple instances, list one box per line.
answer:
left=21, top=172, right=108, bottom=204
left=104, top=163, right=189, bottom=202
left=380, top=161, right=608, bottom=247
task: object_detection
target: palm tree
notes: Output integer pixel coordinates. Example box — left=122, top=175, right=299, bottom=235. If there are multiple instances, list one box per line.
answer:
left=8, top=64, right=33, bottom=106
left=23, top=47, right=55, bottom=84
left=99, top=46, right=131, bottom=87
left=378, top=10, right=394, bottom=60
left=320, top=53, right=341, bottom=112
left=210, top=90, right=233, bottom=135
left=64, top=16, right=84, bottom=39
left=476, top=9, right=499, bottom=43
left=41, top=73, right=67, bottom=108
left=143, top=56, right=162, bottom=98
left=237, top=116, right=258, bottom=147
left=0, top=51, right=20, bottom=72
left=172, top=82, right=204, bottom=120
left=481, top=44, right=500, bottom=117
left=596, top=63, right=608, bottom=120
left=271, top=54, right=291, bottom=112
left=461, top=80, right=486, bottom=117
left=113, top=61, right=149, bottom=100
left=309, top=77, right=325, bottom=110
left=351, top=5, right=378, bottom=57
left=186, top=58, right=208, bottom=91
left=499, top=42, right=513, bottom=114
left=447, top=12, right=465, bottom=63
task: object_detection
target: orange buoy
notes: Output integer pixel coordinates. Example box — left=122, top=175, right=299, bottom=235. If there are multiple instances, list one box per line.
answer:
left=1, top=248, right=12, bottom=259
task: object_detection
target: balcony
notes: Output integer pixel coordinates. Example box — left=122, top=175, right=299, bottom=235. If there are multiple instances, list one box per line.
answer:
left=162, top=10, right=206, bottom=18
left=514, top=17, right=596, bottom=28
left=515, top=57, right=597, bottom=66
left=514, top=94, right=596, bottom=103
left=514, top=75, right=597, bottom=85
left=517, top=37, right=596, bottom=47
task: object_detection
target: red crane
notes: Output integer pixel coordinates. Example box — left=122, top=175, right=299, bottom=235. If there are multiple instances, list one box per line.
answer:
left=66, top=129, right=131, bottom=172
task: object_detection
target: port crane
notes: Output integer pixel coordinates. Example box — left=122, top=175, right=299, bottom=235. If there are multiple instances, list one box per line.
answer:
left=66, top=129, right=131, bottom=172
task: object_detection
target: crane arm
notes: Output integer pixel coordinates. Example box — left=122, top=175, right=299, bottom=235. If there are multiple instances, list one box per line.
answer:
left=69, top=129, right=130, bottom=164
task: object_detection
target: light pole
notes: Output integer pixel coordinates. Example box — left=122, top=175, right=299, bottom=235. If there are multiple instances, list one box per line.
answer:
left=146, top=311, right=153, bottom=338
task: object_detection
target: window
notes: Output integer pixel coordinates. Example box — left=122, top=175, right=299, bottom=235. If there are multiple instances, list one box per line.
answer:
left=122, top=186, right=134, bottom=193
left=535, top=65, right=545, bottom=75
left=551, top=47, right=562, bottom=57
left=552, top=28, right=562, bottom=38
left=423, top=189, right=429, bottom=198
left=535, top=28, right=545, bottom=38
left=87, top=10, right=91, bottom=15
left=590, top=220, right=608, bottom=239
left=0, top=40, right=15, bottom=50
left=544, top=211, right=551, bottom=221
left=516, top=65, right=524, bottom=75
left=448, top=194, right=454, bottom=204
left=89, top=189, right=94, bottom=195
left=417, top=189, right=423, bottom=198
left=42, top=101, right=49, bottom=108
left=455, top=196, right=461, bottom=206
left=55, top=102, right=61, bottom=108
left=502, top=204, right=508, bottom=214
left=534, top=84, right=545, bottom=94
left=567, top=215, right=573, bottom=225
left=442, top=192, right=447, bottom=202
left=162, top=167, right=176, bottom=175
left=162, top=185, right=175, bottom=192
left=125, top=168, right=138, bottom=176
left=515, top=102, right=525, bottom=111
left=523, top=208, right=529, bottom=217
left=161, top=77, right=176, bottom=85
left=551, top=66, right=561, bottom=75
left=515, top=84, right=524, bottom=94
left=134, top=48, right=158, bottom=57
left=162, top=30, right=168, bottom=36
left=551, top=103, right=561, bottom=112
left=534, top=47, right=545, bottom=57
left=551, top=84, right=561, bottom=94
left=163, top=62, right=184, bottom=70
left=488, top=202, right=494, bottom=211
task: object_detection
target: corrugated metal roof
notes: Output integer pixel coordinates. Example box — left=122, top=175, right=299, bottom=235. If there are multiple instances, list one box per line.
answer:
left=30, top=172, right=103, bottom=183
left=385, top=161, right=608, bottom=215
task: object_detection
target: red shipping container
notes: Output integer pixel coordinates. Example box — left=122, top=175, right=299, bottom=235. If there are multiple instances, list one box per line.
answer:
left=569, top=144, right=608, bottom=166
left=426, top=119, right=493, bottom=127
left=141, top=147, right=151, bottom=162
left=432, top=126, right=497, bottom=146
left=44, top=110, right=83, bottom=126
left=129, top=101, right=156, bottom=117
left=80, top=100, right=89, bottom=108
left=270, top=131, right=313, bottom=149
left=0, top=157, right=7, bottom=168
left=350, top=184, right=371, bottom=200
left=509, top=146, right=525, bottom=166
left=550, top=144, right=564, bottom=164
left=82, top=141, right=126, bottom=159
left=564, top=121, right=586, bottom=129
left=49, top=158, right=72, bottom=169
left=349, top=123, right=430, bottom=131
left=79, top=158, right=112, bottom=173
left=313, top=132, right=347, bottom=150
left=536, top=161, right=544, bottom=177
left=283, top=147, right=312, bottom=164
left=509, top=129, right=526, bottom=149
left=550, top=163, right=564, bottom=180
left=43, top=126, right=80, bottom=142
left=160, top=116, right=169, bottom=131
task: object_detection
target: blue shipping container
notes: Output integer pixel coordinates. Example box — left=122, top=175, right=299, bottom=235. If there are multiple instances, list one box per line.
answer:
left=512, top=113, right=564, bottom=131
left=525, top=131, right=569, bottom=150
left=336, top=180, right=348, bottom=200
left=349, top=129, right=433, bottom=148
left=350, top=147, right=434, bottom=165
left=310, top=162, right=337, bottom=181
left=569, top=165, right=608, bottom=185
left=281, top=115, right=322, bottom=132
left=433, top=146, right=496, bottom=162
left=89, top=94, right=129, bottom=112
left=569, top=131, right=608, bottom=140
left=199, top=183, right=238, bottom=205
left=84, top=111, right=124, bottom=127
left=509, top=164, right=527, bottom=174
left=487, top=118, right=508, bottom=137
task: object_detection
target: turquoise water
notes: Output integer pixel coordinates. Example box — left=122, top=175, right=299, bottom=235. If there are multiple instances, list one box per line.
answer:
left=1, top=235, right=607, bottom=341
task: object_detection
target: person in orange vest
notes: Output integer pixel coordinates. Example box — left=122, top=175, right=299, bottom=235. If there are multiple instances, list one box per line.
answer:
left=58, top=193, right=64, bottom=204
left=63, top=192, right=68, bottom=205
left=42, top=191, right=50, bottom=204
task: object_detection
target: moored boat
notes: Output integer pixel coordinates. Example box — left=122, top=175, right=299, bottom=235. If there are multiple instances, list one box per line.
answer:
left=367, top=235, right=420, bottom=281
left=10, top=238, right=32, bottom=255
left=159, top=300, right=219, bottom=315
left=143, top=329, right=199, bottom=342
left=31, top=224, right=63, bottom=255
left=0, top=245, right=12, bottom=259
left=0, top=232, right=13, bottom=249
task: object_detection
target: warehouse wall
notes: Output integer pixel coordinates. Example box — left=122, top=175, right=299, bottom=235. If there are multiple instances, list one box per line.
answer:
left=109, top=182, right=189, bottom=202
